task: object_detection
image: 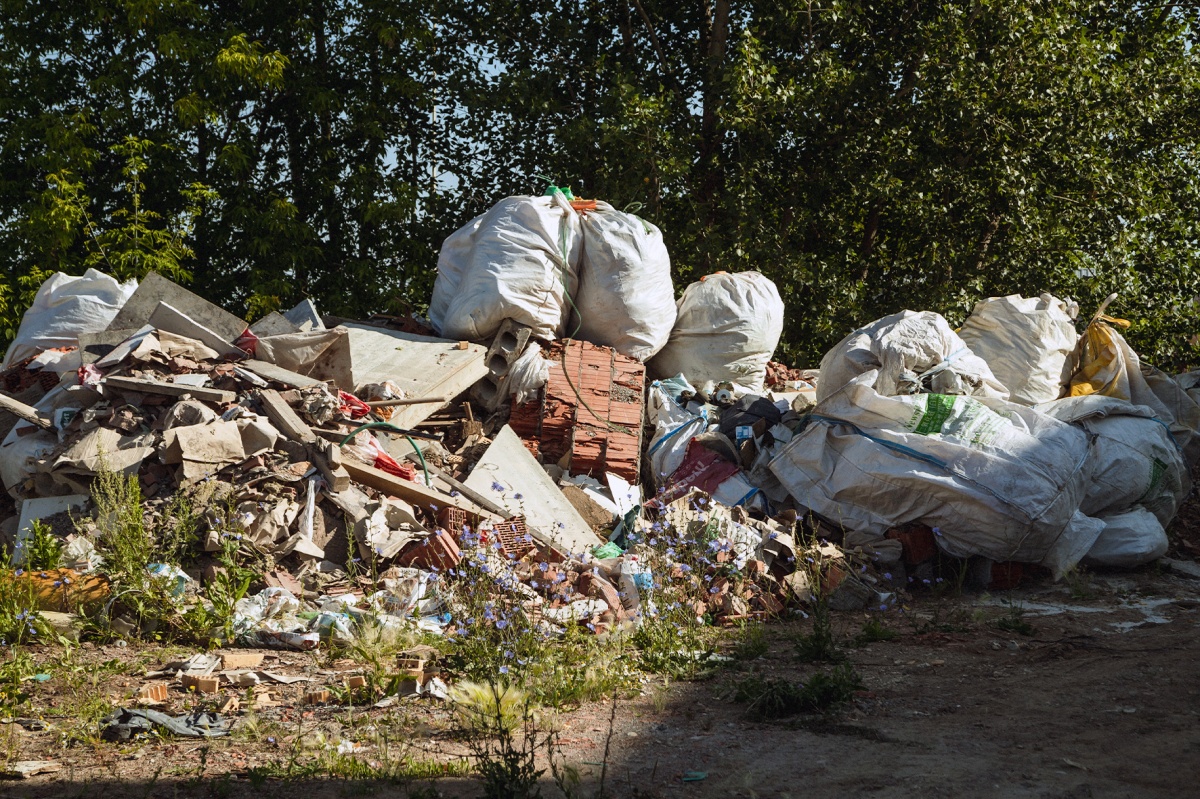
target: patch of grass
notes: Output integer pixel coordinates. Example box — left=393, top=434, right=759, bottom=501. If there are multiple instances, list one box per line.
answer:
left=854, top=617, right=898, bottom=645
left=793, top=600, right=845, bottom=663
left=0, top=557, right=49, bottom=646
left=38, top=646, right=124, bottom=744
left=734, top=664, right=864, bottom=719
left=1064, top=565, right=1097, bottom=600
left=22, top=519, right=62, bottom=571
left=732, top=620, right=769, bottom=660
left=994, top=601, right=1035, bottom=636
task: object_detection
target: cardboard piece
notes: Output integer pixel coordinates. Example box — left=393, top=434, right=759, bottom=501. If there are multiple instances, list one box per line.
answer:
left=464, top=425, right=600, bottom=556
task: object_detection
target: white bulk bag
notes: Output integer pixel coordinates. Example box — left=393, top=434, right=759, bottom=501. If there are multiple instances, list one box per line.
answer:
left=2, top=269, right=137, bottom=368
left=1084, top=508, right=1169, bottom=568
left=429, top=194, right=581, bottom=342
left=1037, top=395, right=1188, bottom=526
left=769, top=373, right=1102, bottom=577
left=648, top=272, right=783, bottom=394
left=957, top=293, right=1078, bottom=406
left=817, top=310, right=1009, bottom=403
left=572, top=202, right=675, bottom=361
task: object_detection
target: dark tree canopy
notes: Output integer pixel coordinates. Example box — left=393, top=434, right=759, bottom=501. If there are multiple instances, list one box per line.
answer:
left=2, top=0, right=1198, bottom=368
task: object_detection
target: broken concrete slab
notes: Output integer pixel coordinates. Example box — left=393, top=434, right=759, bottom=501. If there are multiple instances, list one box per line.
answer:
left=464, top=425, right=600, bottom=556
left=107, top=272, right=248, bottom=343
left=342, top=323, right=488, bottom=426
left=249, top=311, right=302, bottom=338
left=284, top=299, right=325, bottom=332
left=3, top=761, right=62, bottom=779
left=147, top=302, right=244, bottom=358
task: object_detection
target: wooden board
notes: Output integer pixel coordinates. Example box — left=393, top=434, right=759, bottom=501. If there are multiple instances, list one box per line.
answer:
left=102, top=376, right=236, bottom=404
left=341, top=458, right=497, bottom=520
left=342, top=323, right=488, bottom=428
left=241, top=359, right=322, bottom=389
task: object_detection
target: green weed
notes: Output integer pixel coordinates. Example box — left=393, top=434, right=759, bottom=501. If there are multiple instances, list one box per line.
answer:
left=855, top=617, right=898, bottom=645
left=21, top=519, right=62, bottom=571
left=994, top=601, right=1035, bottom=636
left=734, top=663, right=863, bottom=719
left=732, top=620, right=769, bottom=660
left=793, top=600, right=845, bottom=663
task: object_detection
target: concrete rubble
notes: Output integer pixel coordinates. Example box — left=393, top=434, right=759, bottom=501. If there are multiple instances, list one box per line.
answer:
left=3, top=196, right=1199, bottom=719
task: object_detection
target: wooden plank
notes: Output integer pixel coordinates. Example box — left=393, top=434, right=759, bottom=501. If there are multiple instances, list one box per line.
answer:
left=421, top=461, right=512, bottom=519
left=365, top=396, right=448, bottom=408
left=102, top=376, right=236, bottom=404
left=0, top=391, right=54, bottom=431
left=257, top=389, right=316, bottom=443
left=309, top=441, right=350, bottom=492
left=341, top=458, right=497, bottom=520
left=241, top=359, right=322, bottom=389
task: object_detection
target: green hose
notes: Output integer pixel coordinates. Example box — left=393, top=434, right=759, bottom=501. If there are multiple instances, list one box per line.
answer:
left=339, top=421, right=432, bottom=487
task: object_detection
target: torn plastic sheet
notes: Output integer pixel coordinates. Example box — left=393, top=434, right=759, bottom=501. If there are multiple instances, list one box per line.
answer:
left=100, top=709, right=233, bottom=741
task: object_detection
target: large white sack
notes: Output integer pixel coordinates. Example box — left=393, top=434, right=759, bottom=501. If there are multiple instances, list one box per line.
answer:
left=429, top=194, right=582, bottom=342
left=769, top=373, right=1102, bottom=577
left=958, top=293, right=1078, bottom=406
left=1037, top=395, right=1188, bottom=527
left=648, top=271, right=783, bottom=394
left=2, top=269, right=137, bottom=368
left=572, top=202, right=675, bottom=361
left=1084, top=507, right=1169, bottom=568
left=817, top=310, right=1009, bottom=404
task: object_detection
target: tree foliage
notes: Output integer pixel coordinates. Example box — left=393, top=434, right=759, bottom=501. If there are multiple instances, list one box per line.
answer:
left=1, top=1, right=1199, bottom=368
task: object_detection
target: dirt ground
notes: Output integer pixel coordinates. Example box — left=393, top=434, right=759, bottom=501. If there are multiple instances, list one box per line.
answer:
left=0, top=560, right=1196, bottom=799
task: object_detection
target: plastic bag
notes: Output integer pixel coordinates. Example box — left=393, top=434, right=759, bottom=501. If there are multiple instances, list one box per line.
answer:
left=572, top=202, right=676, bottom=361
left=1084, top=507, right=1169, bottom=568
left=818, top=310, right=1008, bottom=403
left=957, top=293, right=1078, bottom=405
left=3, top=269, right=137, bottom=368
left=1038, top=395, right=1188, bottom=527
left=770, top=373, right=1102, bottom=577
left=1069, top=314, right=1200, bottom=465
left=648, top=272, right=784, bottom=395
left=506, top=343, right=551, bottom=405
left=430, top=194, right=582, bottom=342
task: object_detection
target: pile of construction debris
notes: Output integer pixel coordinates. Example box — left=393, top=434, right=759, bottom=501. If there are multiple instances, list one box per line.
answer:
left=4, top=195, right=1199, bottom=684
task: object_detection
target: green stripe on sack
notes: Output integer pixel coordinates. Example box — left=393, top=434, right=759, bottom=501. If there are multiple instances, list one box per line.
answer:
left=913, top=394, right=957, bottom=435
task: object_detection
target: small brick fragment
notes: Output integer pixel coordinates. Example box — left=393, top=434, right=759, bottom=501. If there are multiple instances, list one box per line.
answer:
left=219, top=651, right=264, bottom=670
left=217, top=695, right=240, bottom=714
left=346, top=675, right=367, bottom=690
left=181, top=675, right=220, bottom=695
left=138, top=683, right=169, bottom=703
left=304, top=690, right=331, bottom=705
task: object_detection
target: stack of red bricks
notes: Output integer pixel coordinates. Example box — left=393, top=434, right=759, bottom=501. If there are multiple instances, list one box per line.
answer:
left=509, top=340, right=644, bottom=482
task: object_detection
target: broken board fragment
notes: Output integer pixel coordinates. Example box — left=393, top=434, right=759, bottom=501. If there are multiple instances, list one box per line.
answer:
left=464, top=425, right=600, bottom=556
left=341, top=323, right=488, bottom=429
left=107, top=271, right=248, bottom=343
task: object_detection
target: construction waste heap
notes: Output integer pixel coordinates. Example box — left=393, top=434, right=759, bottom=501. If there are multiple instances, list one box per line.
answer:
left=3, top=191, right=1200, bottom=722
